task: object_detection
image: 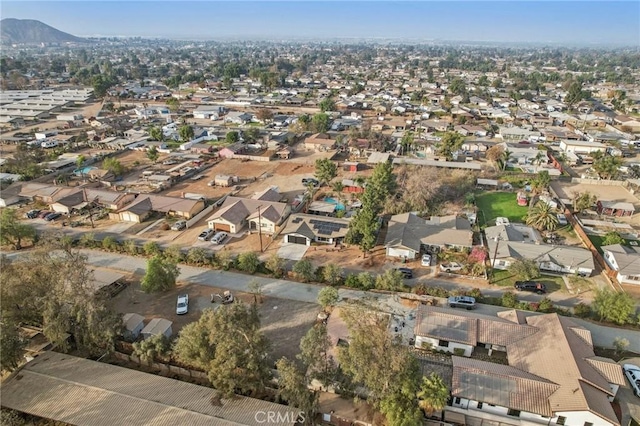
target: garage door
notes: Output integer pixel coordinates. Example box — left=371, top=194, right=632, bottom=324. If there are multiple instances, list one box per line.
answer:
left=287, top=235, right=307, bottom=245
left=215, top=223, right=231, bottom=232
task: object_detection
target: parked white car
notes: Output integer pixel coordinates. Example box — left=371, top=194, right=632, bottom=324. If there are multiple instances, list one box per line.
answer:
left=176, top=294, right=189, bottom=315
left=557, top=214, right=568, bottom=226
left=440, top=262, right=463, bottom=273
left=421, top=254, right=431, bottom=266
left=171, top=220, right=187, bottom=231
left=623, top=364, right=640, bottom=397
left=211, top=231, right=228, bottom=245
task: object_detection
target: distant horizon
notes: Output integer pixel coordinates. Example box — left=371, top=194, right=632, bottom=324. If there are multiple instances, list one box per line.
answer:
left=2, top=1, right=639, bottom=47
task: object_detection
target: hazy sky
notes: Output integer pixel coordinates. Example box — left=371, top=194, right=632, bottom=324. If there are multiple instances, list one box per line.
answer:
left=2, top=1, right=639, bottom=45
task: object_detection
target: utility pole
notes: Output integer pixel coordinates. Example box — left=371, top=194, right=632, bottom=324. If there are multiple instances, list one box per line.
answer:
left=491, top=236, right=502, bottom=277
left=257, top=205, right=263, bottom=252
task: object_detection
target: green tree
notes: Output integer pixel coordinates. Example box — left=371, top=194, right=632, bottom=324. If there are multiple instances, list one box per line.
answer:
left=314, top=158, right=338, bottom=184
left=174, top=305, right=272, bottom=397
left=179, top=124, right=194, bottom=142
left=0, top=321, right=25, bottom=372
left=564, top=81, right=586, bottom=109
left=322, top=263, right=343, bottom=286
left=311, top=113, right=330, bottom=133
left=132, top=334, right=171, bottom=365
left=141, top=255, right=179, bottom=293
left=319, top=98, right=336, bottom=112
left=501, top=291, right=519, bottom=308
left=275, top=358, right=317, bottom=424
left=572, top=191, right=597, bottom=214
left=76, top=154, right=86, bottom=170
left=375, top=269, right=405, bottom=291
left=592, top=153, right=622, bottom=180
left=532, top=170, right=550, bottom=193
left=149, top=125, right=163, bottom=141
left=293, top=259, right=316, bottom=282
left=592, top=289, right=635, bottom=325
left=186, top=247, right=209, bottom=265
left=102, top=157, right=125, bottom=176
left=526, top=201, right=559, bottom=231
left=436, top=131, right=464, bottom=160
left=507, top=258, right=540, bottom=280
left=317, top=286, right=339, bottom=310
left=0, top=209, right=37, bottom=250
left=256, top=108, right=274, bottom=123
left=399, top=131, right=414, bottom=155
left=417, top=373, right=450, bottom=416
left=338, top=308, right=422, bottom=425
left=146, top=145, right=159, bottom=163
left=143, top=241, right=161, bottom=256
left=163, top=244, right=184, bottom=263
left=225, top=131, right=239, bottom=143
left=166, top=97, right=180, bottom=112
left=448, top=77, right=467, bottom=95
left=602, top=231, right=625, bottom=246
left=265, top=254, right=285, bottom=278
left=298, top=324, right=338, bottom=387
left=237, top=252, right=261, bottom=274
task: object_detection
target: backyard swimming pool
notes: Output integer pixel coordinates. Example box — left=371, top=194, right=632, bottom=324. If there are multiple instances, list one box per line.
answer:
left=74, top=166, right=98, bottom=176
left=323, top=197, right=346, bottom=211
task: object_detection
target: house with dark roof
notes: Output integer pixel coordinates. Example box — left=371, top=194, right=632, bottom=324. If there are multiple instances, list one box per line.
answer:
left=50, top=188, right=136, bottom=214
left=602, top=243, right=640, bottom=285
left=414, top=306, right=625, bottom=426
left=281, top=213, right=351, bottom=246
left=384, top=212, right=473, bottom=259
left=114, top=195, right=205, bottom=223
left=486, top=224, right=595, bottom=276
left=206, top=188, right=290, bottom=234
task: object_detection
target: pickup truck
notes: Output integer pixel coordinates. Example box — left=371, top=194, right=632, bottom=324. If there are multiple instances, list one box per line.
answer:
left=439, top=262, right=463, bottom=273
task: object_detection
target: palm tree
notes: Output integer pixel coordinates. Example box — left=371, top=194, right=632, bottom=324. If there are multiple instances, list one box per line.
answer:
left=417, top=373, right=449, bottom=416
left=533, top=151, right=547, bottom=167
left=526, top=201, right=559, bottom=231
left=501, top=149, right=512, bottom=171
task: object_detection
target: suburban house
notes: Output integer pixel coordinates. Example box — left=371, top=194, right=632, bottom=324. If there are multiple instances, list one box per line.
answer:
left=113, top=194, right=205, bottom=223
left=192, top=105, right=224, bottom=120
left=602, top=243, right=640, bottom=285
left=224, top=111, right=253, bottom=125
left=485, top=224, right=595, bottom=276
left=0, top=182, right=23, bottom=207
left=303, top=133, right=336, bottom=151
left=384, top=212, right=473, bottom=259
left=207, top=188, right=290, bottom=234
left=18, top=182, right=65, bottom=203
left=281, top=213, right=351, bottom=246
left=49, top=188, right=136, bottom=214
left=218, top=142, right=245, bottom=159
left=414, top=306, right=625, bottom=426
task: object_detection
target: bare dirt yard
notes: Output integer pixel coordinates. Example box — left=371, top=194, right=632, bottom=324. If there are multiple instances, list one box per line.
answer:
left=109, top=278, right=318, bottom=361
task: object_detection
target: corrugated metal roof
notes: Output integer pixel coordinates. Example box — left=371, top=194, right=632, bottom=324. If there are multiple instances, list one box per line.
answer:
left=1, top=352, right=298, bottom=426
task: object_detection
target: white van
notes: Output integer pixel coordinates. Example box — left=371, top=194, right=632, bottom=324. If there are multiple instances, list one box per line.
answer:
left=211, top=232, right=228, bottom=245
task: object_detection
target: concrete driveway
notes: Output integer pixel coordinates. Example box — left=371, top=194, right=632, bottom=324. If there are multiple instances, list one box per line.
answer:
left=277, top=242, right=308, bottom=261
left=618, top=357, right=640, bottom=425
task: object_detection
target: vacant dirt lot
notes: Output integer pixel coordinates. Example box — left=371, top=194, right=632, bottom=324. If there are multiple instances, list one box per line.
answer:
left=109, top=278, right=318, bottom=361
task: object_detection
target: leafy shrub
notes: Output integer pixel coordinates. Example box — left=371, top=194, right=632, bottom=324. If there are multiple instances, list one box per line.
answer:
left=573, top=302, right=592, bottom=318
left=102, top=236, right=119, bottom=252
left=143, top=241, right=161, bottom=256
left=501, top=291, right=519, bottom=308
left=453, top=348, right=466, bottom=356
left=538, top=297, right=554, bottom=313
left=237, top=252, right=261, bottom=274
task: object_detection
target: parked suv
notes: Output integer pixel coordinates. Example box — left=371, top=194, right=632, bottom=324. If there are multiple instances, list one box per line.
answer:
left=394, top=267, right=413, bottom=279
left=171, top=220, right=187, bottom=231
left=514, top=281, right=547, bottom=294
left=440, top=262, right=463, bottom=273
left=448, top=296, right=476, bottom=310
left=301, top=177, right=320, bottom=187
left=210, top=231, right=228, bottom=245
left=176, top=294, right=189, bottom=315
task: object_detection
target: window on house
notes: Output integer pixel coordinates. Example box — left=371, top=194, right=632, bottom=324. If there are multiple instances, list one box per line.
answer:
left=556, top=417, right=567, bottom=425
left=488, top=403, right=495, bottom=407
left=584, top=423, right=593, bottom=426
left=440, top=340, right=450, bottom=347
left=477, top=402, right=483, bottom=409
left=507, top=409, right=521, bottom=417
left=454, top=397, right=461, bottom=404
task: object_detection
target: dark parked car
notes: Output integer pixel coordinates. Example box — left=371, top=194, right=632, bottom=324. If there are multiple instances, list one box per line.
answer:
left=301, top=178, right=320, bottom=187
left=37, top=210, right=52, bottom=219
left=25, top=209, right=40, bottom=219
left=395, top=267, right=413, bottom=279
left=514, top=281, right=547, bottom=294
left=44, top=212, right=62, bottom=221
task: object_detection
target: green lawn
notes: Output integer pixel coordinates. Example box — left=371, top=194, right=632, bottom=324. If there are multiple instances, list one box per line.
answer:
left=476, top=192, right=529, bottom=228
left=491, top=269, right=565, bottom=293
left=587, top=234, right=637, bottom=254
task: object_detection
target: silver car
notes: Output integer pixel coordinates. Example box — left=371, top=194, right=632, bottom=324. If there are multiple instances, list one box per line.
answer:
left=176, top=294, right=189, bottom=315
left=211, top=231, right=228, bottom=245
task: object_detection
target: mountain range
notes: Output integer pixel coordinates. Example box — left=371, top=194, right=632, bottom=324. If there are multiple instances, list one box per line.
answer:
left=1, top=18, right=90, bottom=45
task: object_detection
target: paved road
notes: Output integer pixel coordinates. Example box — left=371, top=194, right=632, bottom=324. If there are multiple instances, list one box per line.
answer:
left=6, top=249, right=639, bottom=352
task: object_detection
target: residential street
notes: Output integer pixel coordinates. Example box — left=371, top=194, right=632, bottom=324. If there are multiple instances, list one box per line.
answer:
left=6, top=249, right=639, bottom=353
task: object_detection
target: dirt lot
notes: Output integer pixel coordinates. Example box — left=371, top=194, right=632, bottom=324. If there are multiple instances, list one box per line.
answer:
left=109, top=278, right=318, bottom=361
